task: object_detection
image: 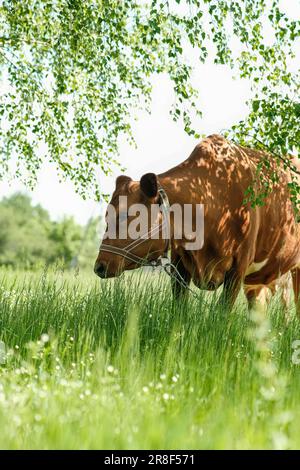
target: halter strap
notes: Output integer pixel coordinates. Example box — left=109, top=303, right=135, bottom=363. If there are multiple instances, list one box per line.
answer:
left=158, top=186, right=170, bottom=258
left=98, top=244, right=149, bottom=265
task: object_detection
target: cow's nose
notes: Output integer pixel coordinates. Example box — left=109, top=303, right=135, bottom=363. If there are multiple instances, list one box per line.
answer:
left=94, top=262, right=107, bottom=278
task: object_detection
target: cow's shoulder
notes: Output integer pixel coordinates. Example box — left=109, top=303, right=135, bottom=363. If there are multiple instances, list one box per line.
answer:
left=189, top=134, right=233, bottom=163
left=206, top=133, right=227, bottom=143
left=197, top=133, right=227, bottom=148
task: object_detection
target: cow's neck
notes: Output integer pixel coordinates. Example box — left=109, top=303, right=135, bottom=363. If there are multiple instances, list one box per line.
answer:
left=158, top=173, right=189, bottom=207
left=157, top=174, right=187, bottom=250
left=157, top=170, right=203, bottom=255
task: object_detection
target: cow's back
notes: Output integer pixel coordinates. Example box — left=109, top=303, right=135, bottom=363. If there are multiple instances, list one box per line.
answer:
left=160, top=134, right=300, bottom=288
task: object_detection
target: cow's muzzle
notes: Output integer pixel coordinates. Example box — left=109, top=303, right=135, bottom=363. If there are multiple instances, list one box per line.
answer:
left=94, top=261, right=107, bottom=278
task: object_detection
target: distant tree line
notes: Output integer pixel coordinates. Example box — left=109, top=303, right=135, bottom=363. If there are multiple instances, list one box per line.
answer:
left=0, top=193, right=101, bottom=270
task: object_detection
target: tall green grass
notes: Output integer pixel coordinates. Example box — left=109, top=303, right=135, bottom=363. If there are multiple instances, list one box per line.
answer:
left=0, top=267, right=300, bottom=449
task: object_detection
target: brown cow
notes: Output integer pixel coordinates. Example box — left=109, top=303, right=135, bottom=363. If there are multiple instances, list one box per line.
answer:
left=94, top=134, right=300, bottom=313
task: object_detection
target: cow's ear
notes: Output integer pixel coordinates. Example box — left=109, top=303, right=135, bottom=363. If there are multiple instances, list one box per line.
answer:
left=140, top=173, right=158, bottom=199
left=115, top=175, right=132, bottom=188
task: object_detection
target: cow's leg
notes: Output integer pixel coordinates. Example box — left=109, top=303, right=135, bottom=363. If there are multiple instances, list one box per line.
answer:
left=280, top=286, right=289, bottom=312
left=244, top=286, right=268, bottom=312
left=170, top=255, right=191, bottom=300
left=245, top=287, right=259, bottom=310
left=291, top=267, right=300, bottom=316
left=218, top=264, right=243, bottom=310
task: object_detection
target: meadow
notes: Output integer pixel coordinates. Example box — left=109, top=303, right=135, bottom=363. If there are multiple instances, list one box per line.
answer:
left=0, top=267, right=300, bottom=450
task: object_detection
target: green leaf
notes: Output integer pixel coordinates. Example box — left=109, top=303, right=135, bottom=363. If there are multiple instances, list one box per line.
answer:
left=252, top=100, right=260, bottom=112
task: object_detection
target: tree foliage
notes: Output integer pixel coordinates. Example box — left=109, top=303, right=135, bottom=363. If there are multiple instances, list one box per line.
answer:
left=0, top=0, right=299, bottom=199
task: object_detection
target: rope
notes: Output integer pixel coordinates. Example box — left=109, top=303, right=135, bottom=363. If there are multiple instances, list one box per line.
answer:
left=162, top=261, right=198, bottom=298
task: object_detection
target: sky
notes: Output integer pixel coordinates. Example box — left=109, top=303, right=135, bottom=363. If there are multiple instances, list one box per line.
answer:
left=0, top=0, right=299, bottom=226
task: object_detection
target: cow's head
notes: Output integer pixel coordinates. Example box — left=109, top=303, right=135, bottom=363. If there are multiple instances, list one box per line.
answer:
left=94, top=173, right=167, bottom=278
